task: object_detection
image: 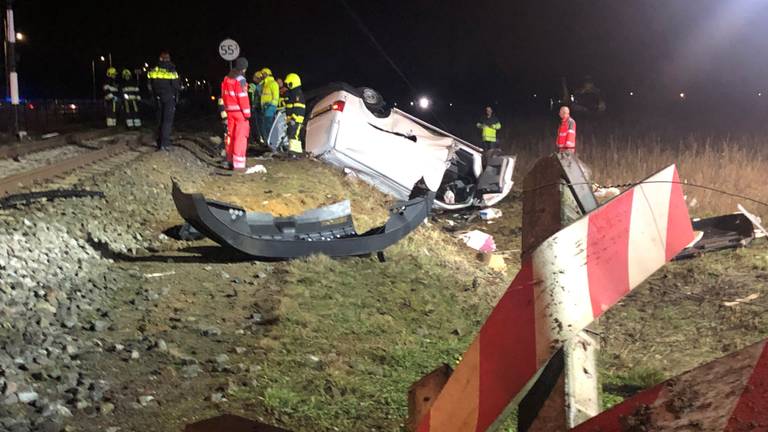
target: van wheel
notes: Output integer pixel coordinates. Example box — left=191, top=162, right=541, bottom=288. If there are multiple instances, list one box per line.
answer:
left=358, top=87, right=390, bottom=117
left=360, top=87, right=383, bottom=106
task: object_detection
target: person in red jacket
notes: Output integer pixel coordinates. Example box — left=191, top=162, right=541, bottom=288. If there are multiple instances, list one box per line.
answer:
left=221, top=57, right=251, bottom=171
left=556, top=106, right=576, bottom=153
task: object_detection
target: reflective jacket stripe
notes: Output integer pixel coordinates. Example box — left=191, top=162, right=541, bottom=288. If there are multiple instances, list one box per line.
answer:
left=147, top=68, right=179, bottom=80
left=221, top=74, right=251, bottom=116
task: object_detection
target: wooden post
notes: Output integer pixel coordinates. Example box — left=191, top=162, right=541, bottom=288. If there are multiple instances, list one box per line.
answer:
left=519, top=153, right=600, bottom=431
left=571, top=339, right=768, bottom=431
left=406, top=364, right=453, bottom=431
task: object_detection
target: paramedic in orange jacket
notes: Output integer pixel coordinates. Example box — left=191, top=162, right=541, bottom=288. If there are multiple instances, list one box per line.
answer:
left=220, top=57, right=251, bottom=171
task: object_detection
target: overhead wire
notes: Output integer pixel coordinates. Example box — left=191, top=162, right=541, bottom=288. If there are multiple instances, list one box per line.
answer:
left=337, top=0, right=451, bottom=130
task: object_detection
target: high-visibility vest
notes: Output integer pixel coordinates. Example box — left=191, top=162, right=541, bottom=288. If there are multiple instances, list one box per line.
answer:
left=556, top=117, right=576, bottom=151
left=476, top=115, right=501, bottom=142
left=260, top=76, right=279, bottom=108
left=221, top=74, right=251, bottom=118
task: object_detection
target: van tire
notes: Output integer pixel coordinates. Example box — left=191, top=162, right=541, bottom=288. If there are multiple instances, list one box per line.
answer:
left=358, top=87, right=390, bottom=117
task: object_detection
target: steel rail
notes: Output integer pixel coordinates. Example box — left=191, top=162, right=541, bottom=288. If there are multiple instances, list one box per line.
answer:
left=0, top=135, right=145, bottom=197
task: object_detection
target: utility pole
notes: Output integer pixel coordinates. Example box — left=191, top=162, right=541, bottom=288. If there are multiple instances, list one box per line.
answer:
left=91, top=59, right=96, bottom=100
left=4, top=0, right=20, bottom=139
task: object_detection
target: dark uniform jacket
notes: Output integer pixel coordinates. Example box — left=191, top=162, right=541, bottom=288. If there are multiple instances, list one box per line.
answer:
left=285, top=87, right=305, bottom=124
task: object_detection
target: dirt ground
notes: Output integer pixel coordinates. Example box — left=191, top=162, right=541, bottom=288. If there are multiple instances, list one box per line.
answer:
left=5, top=140, right=765, bottom=431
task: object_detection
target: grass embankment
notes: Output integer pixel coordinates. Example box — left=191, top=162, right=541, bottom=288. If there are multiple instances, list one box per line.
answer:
left=497, top=126, right=768, bottom=417
left=191, top=159, right=511, bottom=431
left=184, top=131, right=767, bottom=430
left=505, top=129, right=768, bottom=219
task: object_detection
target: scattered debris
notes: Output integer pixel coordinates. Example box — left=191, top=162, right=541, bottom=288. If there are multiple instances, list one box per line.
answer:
left=172, top=179, right=434, bottom=259
left=487, top=254, right=507, bottom=272
left=479, top=208, right=503, bottom=220
left=593, top=186, right=620, bottom=199
left=723, top=293, right=760, bottom=307
left=143, top=271, right=176, bottom=278
left=245, top=165, right=267, bottom=174
left=738, top=204, right=768, bottom=238
left=460, top=230, right=496, bottom=253
left=675, top=213, right=755, bottom=260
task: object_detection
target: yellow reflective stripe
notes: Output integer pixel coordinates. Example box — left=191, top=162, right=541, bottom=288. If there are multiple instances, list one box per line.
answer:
left=292, top=102, right=306, bottom=109
left=289, top=114, right=305, bottom=123
left=147, top=68, right=179, bottom=80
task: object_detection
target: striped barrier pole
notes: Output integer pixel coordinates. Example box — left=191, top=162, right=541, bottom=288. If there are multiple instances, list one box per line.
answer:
left=571, top=338, right=768, bottom=431
left=417, top=165, right=695, bottom=432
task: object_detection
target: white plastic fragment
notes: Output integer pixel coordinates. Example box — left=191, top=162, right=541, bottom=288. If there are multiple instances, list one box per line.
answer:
left=245, top=165, right=267, bottom=174
left=460, top=230, right=496, bottom=253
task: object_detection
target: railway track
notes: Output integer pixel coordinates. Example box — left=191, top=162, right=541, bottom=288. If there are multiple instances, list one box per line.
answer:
left=0, top=132, right=153, bottom=198
left=0, top=129, right=119, bottom=160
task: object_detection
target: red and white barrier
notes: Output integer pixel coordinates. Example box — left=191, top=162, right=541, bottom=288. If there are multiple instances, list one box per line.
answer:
left=417, top=165, right=695, bottom=432
left=571, top=338, right=768, bottom=431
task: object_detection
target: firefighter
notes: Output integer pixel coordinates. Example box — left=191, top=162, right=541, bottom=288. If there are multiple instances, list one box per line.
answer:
left=259, top=67, right=280, bottom=144
left=147, top=51, right=181, bottom=151
left=284, top=73, right=305, bottom=154
left=120, top=69, right=142, bottom=128
left=556, top=106, right=576, bottom=153
left=103, top=67, right=119, bottom=128
left=476, top=106, right=501, bottom=151
left=221, top=57, right=251, bottom=171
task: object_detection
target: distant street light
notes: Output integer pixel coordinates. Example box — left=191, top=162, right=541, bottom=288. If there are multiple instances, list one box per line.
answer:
left=679, top=92, right=686, bottom=99
left=758, top=92, right=763, bottom=97
left=14, top=32, right=23, bottom=41
left=91, top=55, right=108, bottom=100
left=629, top=91, right=635, bottom=96
left=418, top=96, right=431, bottom=109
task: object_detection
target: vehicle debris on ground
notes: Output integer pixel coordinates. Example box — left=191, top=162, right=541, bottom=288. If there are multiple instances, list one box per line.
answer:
left=171, top=178, right=435, bottom=259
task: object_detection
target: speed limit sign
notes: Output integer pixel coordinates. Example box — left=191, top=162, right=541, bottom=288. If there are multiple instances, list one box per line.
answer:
left=218, top=38, right=240, bottom=61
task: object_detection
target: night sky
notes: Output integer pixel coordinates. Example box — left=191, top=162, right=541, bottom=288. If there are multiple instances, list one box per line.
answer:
left=11, top=0, right=768, bottom=111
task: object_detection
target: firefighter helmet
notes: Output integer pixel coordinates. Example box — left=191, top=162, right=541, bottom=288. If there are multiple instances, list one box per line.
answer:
left=285, top=73, right=301, bottom=89
left=106, top=67, right=117, bottom=78
left=252, top=71, right=263, bottom=82
left=121, top=68, right=132, bottom=80
left=261, top=67, right=273, bottom=77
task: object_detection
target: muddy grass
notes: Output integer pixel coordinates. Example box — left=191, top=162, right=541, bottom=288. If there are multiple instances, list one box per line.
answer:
left=42, top=142, right=767, bottom=431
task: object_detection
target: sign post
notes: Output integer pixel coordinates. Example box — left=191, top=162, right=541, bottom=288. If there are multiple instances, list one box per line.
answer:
left=218, top=38, right=240, bottom=69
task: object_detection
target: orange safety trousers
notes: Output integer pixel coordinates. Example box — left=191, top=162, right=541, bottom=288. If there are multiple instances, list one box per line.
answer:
left=226, top=111, right=250, bottom=170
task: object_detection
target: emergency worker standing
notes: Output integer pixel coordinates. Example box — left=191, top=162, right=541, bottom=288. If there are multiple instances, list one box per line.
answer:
left=476, top=106, right=501, bottom=151
left=120, top=69, right=142, bottom=128
left=259, top=68, right=279, bottom=143
left=556, top=106, right=576, bottom=153
left=221, top=57, right=251, bottom=171
left=103, top=67, right=119, bottom=128
left=248, top=71, right=263, bottom=144
left=147, top=51, right=181, bottom=151
left=284, top=73, right=305, bottom=153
